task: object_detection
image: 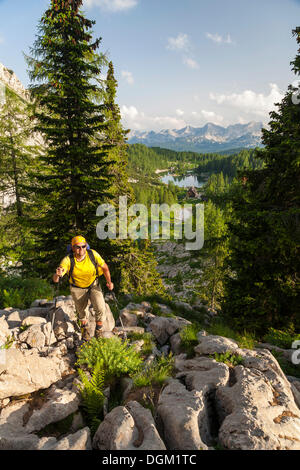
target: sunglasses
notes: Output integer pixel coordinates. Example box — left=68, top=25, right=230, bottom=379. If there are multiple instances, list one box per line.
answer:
left=74, top=244, right=86, bottom=249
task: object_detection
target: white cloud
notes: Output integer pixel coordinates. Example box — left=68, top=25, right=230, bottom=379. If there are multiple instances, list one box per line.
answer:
left=83, top=0, right=138, bottom=12
left=121, top=70, right=134, bottom=85
left=166, top=33, right=190, bottom=52
left=166, top=33, right=199, bottom=70
left=191, top=110, right=224, bottom=125
left=206, top=32, right=234, bottom=45
left=121, top=105, right=186, bottom=131
left=209, top=83, right=284, bottom=118
left=0, top=36, right=4, bottom=44
left=176, top=109, right=185, bottom=116
left=183, top=57, right=199, bottom=70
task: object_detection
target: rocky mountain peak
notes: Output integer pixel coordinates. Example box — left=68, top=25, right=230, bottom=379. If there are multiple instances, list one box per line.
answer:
left=0, top=62, right=29, bottom=101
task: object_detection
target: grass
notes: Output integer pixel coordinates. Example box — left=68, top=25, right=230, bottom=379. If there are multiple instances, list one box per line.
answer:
left=0, top=276, right=54, bottom=309
left=126, top=331, right=156, bottom=357
left=263, top=327, right=300, bottom=350
left=179, top=323, right=202, bottom=358
left=211, top=351, right=244, bottom=367
left=271, top=350, right=300, bottom=379
left=131, top=353, right=175, bottom=388
left=36, top=413, right=76, bottom=438
left=206, top=320, right=256, bottom=350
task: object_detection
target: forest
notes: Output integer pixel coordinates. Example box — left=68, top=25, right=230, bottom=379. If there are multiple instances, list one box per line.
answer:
left=0, top=0, right=298, bottom=343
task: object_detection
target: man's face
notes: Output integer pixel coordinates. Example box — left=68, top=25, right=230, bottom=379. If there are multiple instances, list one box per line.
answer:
left=72, top=243, right=87, bottom=255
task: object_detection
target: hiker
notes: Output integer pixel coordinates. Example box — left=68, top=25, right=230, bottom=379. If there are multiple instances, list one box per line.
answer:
left=52, top=235, right=114, bottom=340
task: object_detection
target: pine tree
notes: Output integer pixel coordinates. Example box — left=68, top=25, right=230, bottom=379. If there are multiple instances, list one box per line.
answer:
left=23, top=0, right=113, bottom=276
left=221, top=28, right=300, bottom=335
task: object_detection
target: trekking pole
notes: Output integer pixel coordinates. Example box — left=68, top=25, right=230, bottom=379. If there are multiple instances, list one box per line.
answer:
left=47, top=276, right=60, bottom=355
left=110, top=290, right=127, bottom=340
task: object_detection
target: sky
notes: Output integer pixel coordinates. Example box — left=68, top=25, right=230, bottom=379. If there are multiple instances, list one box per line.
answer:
left=0, top=0, right=299, bottom=132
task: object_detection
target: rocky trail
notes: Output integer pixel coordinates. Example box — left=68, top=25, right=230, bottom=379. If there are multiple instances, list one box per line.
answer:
left=0, top=294, right=299, bottom=450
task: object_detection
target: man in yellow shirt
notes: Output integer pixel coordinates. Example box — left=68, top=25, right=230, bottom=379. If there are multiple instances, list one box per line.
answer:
left=52, top=235, right=114, bottom=340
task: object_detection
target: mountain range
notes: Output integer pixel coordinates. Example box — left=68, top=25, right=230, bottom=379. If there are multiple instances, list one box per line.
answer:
left=128, top=121, right=264, bottom=153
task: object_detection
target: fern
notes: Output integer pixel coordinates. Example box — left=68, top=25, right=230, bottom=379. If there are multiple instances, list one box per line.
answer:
left=76, top=337, right=143, bottom=383
left=77, top=362, right=105, bottom=435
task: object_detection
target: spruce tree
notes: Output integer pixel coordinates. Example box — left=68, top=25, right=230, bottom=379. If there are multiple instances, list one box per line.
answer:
left=221, top=28, right=300, bottom=335
left=23, top=0, right=113, bottom=276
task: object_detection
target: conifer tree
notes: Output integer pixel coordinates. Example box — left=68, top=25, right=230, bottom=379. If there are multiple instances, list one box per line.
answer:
left=0, top=87, right=40, bottom=265
left=100, top=62, right=164, bottom=295
left=221, top=28, right=300, bottom=334
left=23, top=0, right=113, bottom=276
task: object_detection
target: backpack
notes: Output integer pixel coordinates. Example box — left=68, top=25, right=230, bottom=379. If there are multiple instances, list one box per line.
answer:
left=66, top=244, right=99, bottom=288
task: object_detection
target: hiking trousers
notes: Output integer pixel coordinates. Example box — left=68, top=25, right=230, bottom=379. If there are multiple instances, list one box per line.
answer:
left=70, top=279, right=106, bottom=323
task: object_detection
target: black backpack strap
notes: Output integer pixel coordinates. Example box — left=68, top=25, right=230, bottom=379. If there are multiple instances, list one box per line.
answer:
left=87, top=249, right=99, bottom=279
left=68, top=253, right=76, bottom=285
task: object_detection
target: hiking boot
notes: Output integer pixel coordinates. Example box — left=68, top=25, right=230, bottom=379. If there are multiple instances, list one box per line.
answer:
left=95, top=325, right=104, bottom=339
left=81, top=324, right=91, bottom=342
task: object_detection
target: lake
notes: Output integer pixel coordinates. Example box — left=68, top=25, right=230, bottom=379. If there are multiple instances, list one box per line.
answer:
left=160, top=172, right=206, bottom=189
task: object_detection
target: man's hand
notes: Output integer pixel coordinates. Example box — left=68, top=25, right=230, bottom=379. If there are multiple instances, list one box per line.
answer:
left=56, top=267, right=64, bottom=277
left=106, top=281, right=114, bottom=291
left=53, top=267, right=65, bottom=283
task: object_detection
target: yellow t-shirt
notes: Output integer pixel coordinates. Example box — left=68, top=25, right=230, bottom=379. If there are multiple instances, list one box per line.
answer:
left=59, top=249, right=105, bottom=288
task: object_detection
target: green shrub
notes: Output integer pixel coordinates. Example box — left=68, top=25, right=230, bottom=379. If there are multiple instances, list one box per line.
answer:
left=76, top=337, right=143, bottom=384
left=132, top=353, right=174, bottom=388
left=207, top=320, right=256, bottom=350
left=211, top=351, right=244, bottom=367
left=179, top=323, right=201, bottom=358
left=126, top=332, right=155, bottom=357
left=271, top=350, right=300, bottom=379
left=0, top=276, right=54, bottom=309
left=263, top=328, right=300, bottom=349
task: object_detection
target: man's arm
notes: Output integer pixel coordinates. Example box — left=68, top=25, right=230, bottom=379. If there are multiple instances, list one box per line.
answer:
left=53, top=266, right=66, bottom=283
left=101, top=263, right=114, bottom=290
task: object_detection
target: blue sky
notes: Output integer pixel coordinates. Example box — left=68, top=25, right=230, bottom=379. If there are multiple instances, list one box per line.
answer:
left=0, top=0, right=299, bottom=131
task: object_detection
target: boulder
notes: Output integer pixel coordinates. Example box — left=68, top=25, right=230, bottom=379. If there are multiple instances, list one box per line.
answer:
left=217, top=364, right=300, bottom=450
left=0, top=316, right=10, bottom=344
left=120, top=310, right=139, bottom=327
left=93, top=401, right=165, bottom=450
left=0, top=347, right=69, bottom=399
left=195, top=334, right=239, bottom=356
left=149, top=316, right=191, bottom=346
left=22, top=316, right=47, bottom=326
left=18, top=324, right=46, bottom=350
left=25, top=385, right=81, bottom=433
left=42, top=427, right=92, bottom=450
left=156, top=378, right=209, bottom=450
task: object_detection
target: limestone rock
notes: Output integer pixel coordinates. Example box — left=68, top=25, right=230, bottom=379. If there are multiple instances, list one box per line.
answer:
left=43, top=427, right=92, bottom=450
left=22, top=316, right=47, bottom=326
left=18, top=324, right=46, bottom=350
left=0, top=348, right=67, bottom=399
left=156, top=378, right=209, bottom=450
left=195, top=334, right=239, bottom=356
left=217, top=365, right=300, bottom=450
left=93, top=401, right=165, bottom=450
left=149, top=316, right=191, bottom=346
left=25, top=386, right=80, bottom=433
left=0, top=316, right=9, bottom=344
